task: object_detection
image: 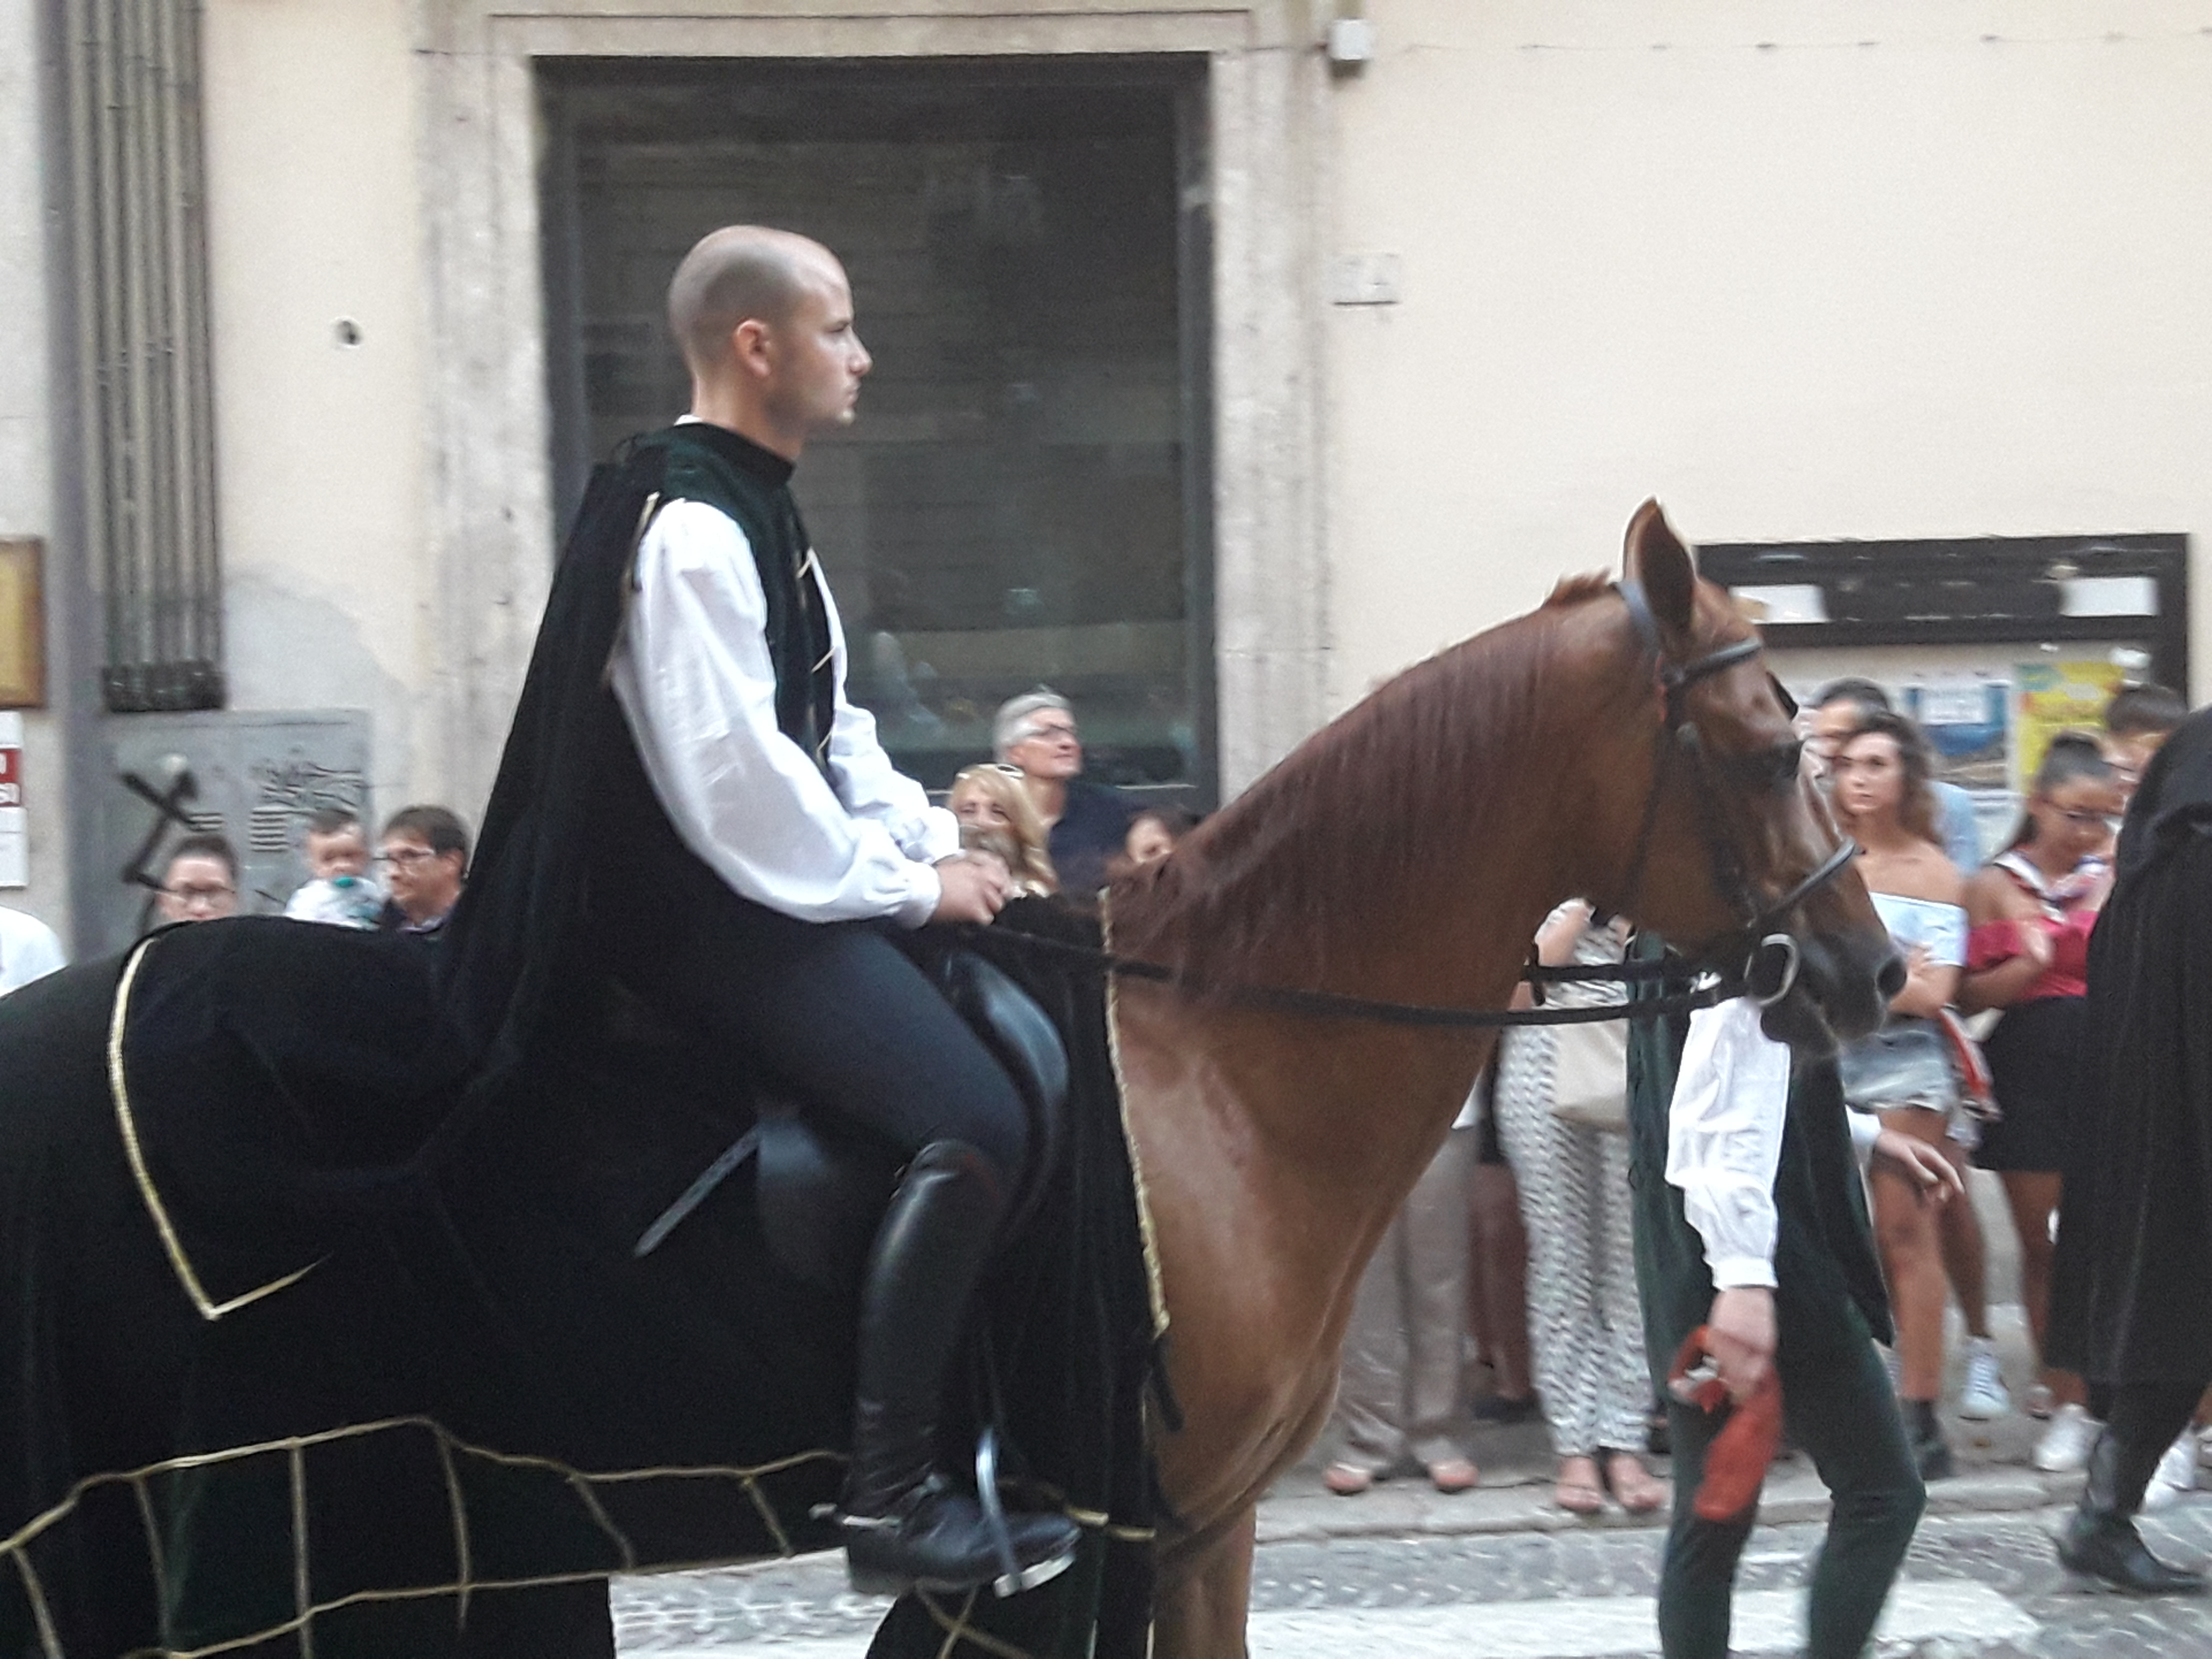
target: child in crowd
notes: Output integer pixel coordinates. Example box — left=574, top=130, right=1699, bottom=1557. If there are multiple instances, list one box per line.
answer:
left=1120, top=805, right=1196, bottom=869
left=282, top=807, right=387, bottom=929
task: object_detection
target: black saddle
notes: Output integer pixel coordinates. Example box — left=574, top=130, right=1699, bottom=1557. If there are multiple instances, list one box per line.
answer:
left=632, top=948, right=1070, bottom=1295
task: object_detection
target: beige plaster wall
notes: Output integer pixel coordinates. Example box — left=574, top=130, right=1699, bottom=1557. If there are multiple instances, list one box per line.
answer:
left=1324, top=1, right=2212, bottom=706
left=200, top=0, right=435, bottom=817
left=0, top=0, right=69, bottom=933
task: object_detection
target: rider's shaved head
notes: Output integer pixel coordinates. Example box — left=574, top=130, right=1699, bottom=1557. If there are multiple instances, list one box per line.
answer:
left=667, top=226, right=839, bottom=374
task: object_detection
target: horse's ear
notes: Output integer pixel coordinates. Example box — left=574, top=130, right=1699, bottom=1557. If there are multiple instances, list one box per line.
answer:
left=1624, top=499, right=1698, bottom=638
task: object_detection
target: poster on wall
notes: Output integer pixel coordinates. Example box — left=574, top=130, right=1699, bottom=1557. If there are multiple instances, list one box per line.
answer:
left=0, top=711, right=24, bottom=889
left=1905, top=679, right=2010, bottom=792
left=2013, top=660, right=2127, bottom=793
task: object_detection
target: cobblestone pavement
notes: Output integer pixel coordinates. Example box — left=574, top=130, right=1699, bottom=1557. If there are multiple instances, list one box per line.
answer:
left=613, top=1501, right=2212, bottom=1655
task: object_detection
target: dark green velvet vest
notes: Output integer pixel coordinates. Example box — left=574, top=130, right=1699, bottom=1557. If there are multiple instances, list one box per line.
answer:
left=652, top=421, right=838, bottom=781
left=1624, top=936, right=1893, bottom=1388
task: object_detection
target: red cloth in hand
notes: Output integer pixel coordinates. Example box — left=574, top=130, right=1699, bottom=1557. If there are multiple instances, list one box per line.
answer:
left=1669, top=1325, right=1785, bottom=1523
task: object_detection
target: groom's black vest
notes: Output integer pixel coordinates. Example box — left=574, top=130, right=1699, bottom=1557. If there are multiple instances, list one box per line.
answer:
left=649, top=423, right=837, bottom=780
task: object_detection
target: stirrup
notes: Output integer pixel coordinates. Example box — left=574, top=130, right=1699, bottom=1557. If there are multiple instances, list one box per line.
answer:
left=976, top=1425, right=1070, bottom=1597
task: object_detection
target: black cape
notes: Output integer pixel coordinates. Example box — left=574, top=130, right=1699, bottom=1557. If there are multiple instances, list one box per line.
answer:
left=2049, top=704, right=2212, bottom=1385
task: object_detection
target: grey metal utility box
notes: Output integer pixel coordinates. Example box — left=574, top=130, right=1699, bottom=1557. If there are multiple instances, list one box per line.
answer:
left=95, top=711, right=372, bottom=955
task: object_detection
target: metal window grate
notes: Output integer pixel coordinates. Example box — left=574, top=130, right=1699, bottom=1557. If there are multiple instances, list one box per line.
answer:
left=61, top=0, right=225, bottom=713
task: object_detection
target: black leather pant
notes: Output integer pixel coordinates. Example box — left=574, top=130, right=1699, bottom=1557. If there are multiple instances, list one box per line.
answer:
left=608, top=895, right=1030, bottom=1187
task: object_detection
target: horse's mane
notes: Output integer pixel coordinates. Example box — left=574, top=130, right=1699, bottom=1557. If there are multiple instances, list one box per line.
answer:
left=1111, top=576, right=1620, bottom=984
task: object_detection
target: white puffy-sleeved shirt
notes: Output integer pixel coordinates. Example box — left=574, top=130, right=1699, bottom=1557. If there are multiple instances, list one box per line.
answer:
left=0, top=906, right=66, bottom=996
left=608, top=494, right=960, bottom=928
left=1665, top=996, right=1793, bottom=1291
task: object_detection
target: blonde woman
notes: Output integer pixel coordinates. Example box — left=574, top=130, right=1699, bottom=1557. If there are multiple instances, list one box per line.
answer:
left=948, top=765, right=1059, bottom=897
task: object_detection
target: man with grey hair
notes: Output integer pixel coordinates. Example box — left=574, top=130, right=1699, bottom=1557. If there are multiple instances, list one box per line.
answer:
left=993, top=690, right=1134, bottom=895
left=447, top=225, right=1078, bottom=1600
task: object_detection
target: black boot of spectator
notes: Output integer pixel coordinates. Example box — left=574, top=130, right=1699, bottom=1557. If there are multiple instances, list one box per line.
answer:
left=1902, top=1399, right=1953, bottom=1482
left=2059, top=1426, right=2206, bottom=1595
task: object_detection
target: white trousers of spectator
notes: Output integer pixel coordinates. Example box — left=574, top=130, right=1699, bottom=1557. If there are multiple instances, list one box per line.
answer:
left=1496, top=1027, right=1651, bottom=1460
left=1330, top=1126, right=1474, bottom=1473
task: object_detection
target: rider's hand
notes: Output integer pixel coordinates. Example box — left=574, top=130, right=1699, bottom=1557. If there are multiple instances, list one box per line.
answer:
left=1872, top=1131, right=1965, bottom=1207
left=930, top=854, right=1009, bottom=925
left=1706, top=1286, right=1776, bottom=1406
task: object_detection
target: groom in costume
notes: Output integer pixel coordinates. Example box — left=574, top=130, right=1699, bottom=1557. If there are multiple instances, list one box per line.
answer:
left=443, top=226, right=1079, bottom=1598
left=1628, top=980, right=1953, bottom=1657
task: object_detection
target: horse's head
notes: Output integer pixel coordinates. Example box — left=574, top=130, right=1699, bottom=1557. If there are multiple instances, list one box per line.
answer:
left=1585, top=501, right=1900, bottom=1053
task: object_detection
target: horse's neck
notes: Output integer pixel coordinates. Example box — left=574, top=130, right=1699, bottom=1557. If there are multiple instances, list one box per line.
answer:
left=1119, top=650, right=1601, bottom=1193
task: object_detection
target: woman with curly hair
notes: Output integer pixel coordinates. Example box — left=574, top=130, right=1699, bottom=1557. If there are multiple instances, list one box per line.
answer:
left=1829, top=711, right=1974, bottom=1480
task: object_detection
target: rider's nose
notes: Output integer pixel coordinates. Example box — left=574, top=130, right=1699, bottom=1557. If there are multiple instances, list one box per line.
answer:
left=1875, top=952, right=1907, bottom=1000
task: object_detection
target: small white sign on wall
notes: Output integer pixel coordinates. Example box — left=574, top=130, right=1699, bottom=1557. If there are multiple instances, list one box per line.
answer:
left=0, top=711, right=24, bottom=888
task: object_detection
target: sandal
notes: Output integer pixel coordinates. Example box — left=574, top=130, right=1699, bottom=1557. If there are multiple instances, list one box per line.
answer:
left=1426, top=1457, right=1479, bottom=1493
left=1554, top=1456, right=1605, bottom=1515
left=1604, top=1451, right=1668, bottom=1515
left=1323, top=1462, right=1376, bottom=1496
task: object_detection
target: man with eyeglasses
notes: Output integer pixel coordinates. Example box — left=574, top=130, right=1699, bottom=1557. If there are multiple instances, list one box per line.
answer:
left=992, top=691, right=1134, bottom=896
left=154, top=834, right=241, bottom=925
left=376, top=804, right=469, bottom=937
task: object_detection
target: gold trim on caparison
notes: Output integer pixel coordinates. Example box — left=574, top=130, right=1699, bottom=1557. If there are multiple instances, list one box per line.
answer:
left=103, top=934, right=323, bottom=1322
left=7, top=1545, right=63, bottom=1659
left=1100, top=898, right=1169, bottom=1342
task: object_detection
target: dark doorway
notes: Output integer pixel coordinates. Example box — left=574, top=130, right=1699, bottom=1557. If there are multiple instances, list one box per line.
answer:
left=540, top=57, right=1213, bottom=798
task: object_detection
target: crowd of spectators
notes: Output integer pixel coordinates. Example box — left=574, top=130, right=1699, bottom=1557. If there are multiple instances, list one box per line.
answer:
left=0, top=685, right=1182, bottom=999
left=1310, top=672, right=2202, bottom=1519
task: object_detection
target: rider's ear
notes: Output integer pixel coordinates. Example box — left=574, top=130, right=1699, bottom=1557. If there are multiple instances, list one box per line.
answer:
left=1624, top=499, right=1698, bottom=641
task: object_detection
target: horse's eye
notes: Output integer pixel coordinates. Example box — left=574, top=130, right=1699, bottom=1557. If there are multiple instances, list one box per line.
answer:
left=1768, top=674, right=1799, bottom=721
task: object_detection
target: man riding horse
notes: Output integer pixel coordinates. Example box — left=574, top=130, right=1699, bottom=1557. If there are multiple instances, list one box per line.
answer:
left=443, top=225, right=1079, bottom=1599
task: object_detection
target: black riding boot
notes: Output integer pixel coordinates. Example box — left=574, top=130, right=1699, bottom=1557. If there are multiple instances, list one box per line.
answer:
left=2058, top=1424, right=2207, bottom=1595
left=840, top=1140, right=1080, bottom=1598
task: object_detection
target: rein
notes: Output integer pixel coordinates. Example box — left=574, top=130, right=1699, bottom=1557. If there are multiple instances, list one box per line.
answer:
left=980, top=580, right=1859, bottom=1034
left=972, top=925, right=1730, bottom=1030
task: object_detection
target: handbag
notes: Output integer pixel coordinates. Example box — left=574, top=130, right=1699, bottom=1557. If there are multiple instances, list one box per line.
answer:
left=1545, top=980, right=1631, bottom=1131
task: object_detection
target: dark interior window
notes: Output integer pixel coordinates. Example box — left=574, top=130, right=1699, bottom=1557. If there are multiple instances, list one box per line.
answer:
left=540, top=58, right=1212, bottom=796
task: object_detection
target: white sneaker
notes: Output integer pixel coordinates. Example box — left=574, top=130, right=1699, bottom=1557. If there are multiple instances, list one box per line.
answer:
left=2025, top=1382, right=2057, bottom=1421
left=2142, top=1434, right=2198, bottom=1512
left=2034, top=1403, right=2101, bottom=1474
left=1956, top=1337, right=2011, bottom=1421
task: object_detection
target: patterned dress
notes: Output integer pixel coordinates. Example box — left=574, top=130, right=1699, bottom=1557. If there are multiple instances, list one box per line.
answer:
left=1495, top=909, right=1651, bottom=1459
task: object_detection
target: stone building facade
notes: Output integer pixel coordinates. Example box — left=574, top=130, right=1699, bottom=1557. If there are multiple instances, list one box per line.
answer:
left=7, top=0, right=2210, bottom=949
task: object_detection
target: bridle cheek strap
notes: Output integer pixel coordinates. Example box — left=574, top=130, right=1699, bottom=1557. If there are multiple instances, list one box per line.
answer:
left=1610, top=581, right=1857, bottom=978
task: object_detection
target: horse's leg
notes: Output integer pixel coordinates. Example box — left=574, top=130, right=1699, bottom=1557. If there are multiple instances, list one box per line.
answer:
left=1154, top=1505, right=1257, bottom=1659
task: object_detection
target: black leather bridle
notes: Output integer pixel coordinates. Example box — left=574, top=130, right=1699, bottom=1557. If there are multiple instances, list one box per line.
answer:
left=1611, top=580, right=1859, bottom=1005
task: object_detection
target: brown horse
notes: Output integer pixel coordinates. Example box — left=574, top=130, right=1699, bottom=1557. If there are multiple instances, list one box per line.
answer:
left=1108, top=503, right=1894, bottom=1655
left=0, top=504, right=1891, bottom=1656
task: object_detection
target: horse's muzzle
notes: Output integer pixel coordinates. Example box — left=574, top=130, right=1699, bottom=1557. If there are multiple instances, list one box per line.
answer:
left=1757, top=929, right=1896, bottom=1055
